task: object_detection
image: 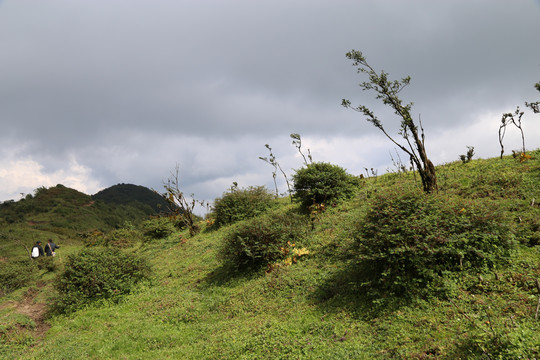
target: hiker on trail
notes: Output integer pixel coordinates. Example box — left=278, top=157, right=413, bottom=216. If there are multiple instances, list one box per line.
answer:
left=45, top=238, right=59, bottom=256
left=31, top=241, right=44, bottom=258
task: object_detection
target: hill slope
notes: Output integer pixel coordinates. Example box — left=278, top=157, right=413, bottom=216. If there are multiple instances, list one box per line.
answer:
left=1, top=152, right=539, bottom=359
left=0, top=183, right=164, bottom=259
left=92, top=183, right=169, bottom=214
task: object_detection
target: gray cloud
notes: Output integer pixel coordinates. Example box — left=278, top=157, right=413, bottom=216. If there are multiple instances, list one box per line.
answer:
left=1, top=0, right=540, bottom=205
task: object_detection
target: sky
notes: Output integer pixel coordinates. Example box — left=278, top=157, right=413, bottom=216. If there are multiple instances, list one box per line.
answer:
left=1, top=0, right=540, bottom=213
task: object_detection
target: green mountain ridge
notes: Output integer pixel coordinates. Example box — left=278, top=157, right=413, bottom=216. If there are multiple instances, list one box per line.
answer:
left=0, top=183, right=166, bottom=240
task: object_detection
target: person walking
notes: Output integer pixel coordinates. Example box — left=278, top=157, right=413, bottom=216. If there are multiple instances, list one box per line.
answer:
left=45, top=238, right=59, bottom=256
left=31, top=241, right=45, bottom=258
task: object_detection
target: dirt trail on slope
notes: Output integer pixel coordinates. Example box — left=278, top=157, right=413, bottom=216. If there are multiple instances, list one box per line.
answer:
left=10, top=283, right=51, bottom=339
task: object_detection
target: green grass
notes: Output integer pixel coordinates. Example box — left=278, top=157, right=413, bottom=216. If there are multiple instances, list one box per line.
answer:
left=1, top=151, right=539, bottom=358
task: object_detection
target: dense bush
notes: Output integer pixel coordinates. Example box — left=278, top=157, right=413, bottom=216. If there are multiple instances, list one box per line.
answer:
left=220, top=210, right=308, bottom=269
left=0, top=259, right=38, bottom=295
left=142, top=217, right=175, bottom=239
left=35, top=255, right=58, bottom=272
left=105, top=228, right=141, bottom=248
left=353, top=186, right=515, bottom=298
left=54, top=248, right=151, bottom=313
left=212, top=185, right=277, bottom=228
left=292, top=162, right=359, bottom=209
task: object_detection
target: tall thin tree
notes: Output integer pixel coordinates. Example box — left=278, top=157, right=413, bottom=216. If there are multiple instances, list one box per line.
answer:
left=342, top=50, right=437, bottom=193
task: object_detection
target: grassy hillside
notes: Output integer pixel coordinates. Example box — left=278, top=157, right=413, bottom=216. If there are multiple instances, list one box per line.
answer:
left=1, top=152, right=539, bottom=359
left=0, top=184, right=167, bottom=259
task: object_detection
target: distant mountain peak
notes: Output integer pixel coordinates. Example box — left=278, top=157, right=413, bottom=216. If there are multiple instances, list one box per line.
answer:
left=92, top=183, right=169, bottom=214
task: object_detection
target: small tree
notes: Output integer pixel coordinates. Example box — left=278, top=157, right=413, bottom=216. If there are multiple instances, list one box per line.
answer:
left=161, top=165, right=202, bottom=237
left=342, top=50, right=437, bottom=193
left=259, top=144, right=293, bottom=202
left=290, top=133, right=312, bottom=166
left=499, top=107, right=525, bottom=159
left=498, top=81, right=539, bottom=160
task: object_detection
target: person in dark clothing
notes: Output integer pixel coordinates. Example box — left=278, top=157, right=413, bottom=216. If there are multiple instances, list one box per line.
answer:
left=45, top=238, right=59, bottom=256
left=31, top=241, right=45, bottom=258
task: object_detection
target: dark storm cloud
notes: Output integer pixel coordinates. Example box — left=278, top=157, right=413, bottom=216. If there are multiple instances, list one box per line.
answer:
left=1, top=0, right=539, bottom=203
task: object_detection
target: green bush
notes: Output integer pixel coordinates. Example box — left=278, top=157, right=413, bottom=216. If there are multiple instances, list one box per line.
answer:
left=78, top=230, right=106, bottom=247
left=220, top=210, right=308, bottom=269
left=35, top=256, right=58, bottom=272
left=0, top=259, right=38, bottom=295
left=142, top=217, right=175, bottom=240
left=54, top=248, right=151, bottom=313
left=353, top=186, right=515, bottom=298
left=105, top=228, right=141, bottom=248
left=292, top=162, right=359, bottom=209
left=212, top=185, right=277, bottom=228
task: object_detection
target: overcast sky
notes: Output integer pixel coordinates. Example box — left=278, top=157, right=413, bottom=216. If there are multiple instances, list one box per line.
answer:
left=1, top=0, right=540, bottom=212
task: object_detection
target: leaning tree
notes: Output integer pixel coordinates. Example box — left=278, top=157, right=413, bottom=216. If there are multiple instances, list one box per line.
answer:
left=342, top=50, right=437, bottom=193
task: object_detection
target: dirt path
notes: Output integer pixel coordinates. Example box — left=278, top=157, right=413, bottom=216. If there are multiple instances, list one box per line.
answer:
left=12, top=285, right=51, bottom=339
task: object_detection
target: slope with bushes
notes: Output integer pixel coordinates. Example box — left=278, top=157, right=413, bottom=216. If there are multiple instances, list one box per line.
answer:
left=0, top=183, right=168, bottom=260
left=1, top=152, right=539, bottom=359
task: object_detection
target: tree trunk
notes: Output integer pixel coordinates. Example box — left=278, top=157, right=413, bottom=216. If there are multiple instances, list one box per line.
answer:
left=411, top=126, right=438, bottom=193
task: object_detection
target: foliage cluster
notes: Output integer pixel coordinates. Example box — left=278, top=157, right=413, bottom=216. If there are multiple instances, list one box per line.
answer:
left=35, top=255, right=59, bottom=272
left=53, top=247, right=151, bottom=313
left=79, top=224, right=142, bottom=248
left=292, top=162, right=359, bottom=209
left=353, top=186, right=515, bottom=298
left=104, top=227, right=142, bottom=248
left=220, top=209, right=309, bottom=269
left=212, top=185, right=277, bottom=228
left=141, top=217, right=175, bottom=240
left=0, top=259, right=38, bottom=296
left=459, top=145, right=475, bottom=163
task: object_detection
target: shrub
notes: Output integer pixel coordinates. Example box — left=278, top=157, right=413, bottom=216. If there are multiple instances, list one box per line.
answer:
left=105, top=228, right=141, bottom=248
left=0, top=259, right=38, bottom=295
left=212, top=185, right=277, bottom=228
left=142, top=217, right=175, bottom=240
left=220, top=210, right=308, bottom=269
left=459, top=145, right=475, bottom=163
left=54, top=247, right=151, bottom=313
left=292, top=162, right=359, bottom=209
left=78, top=230, right=106, bottom=247
left=353, top=186, right=515, bottom=298
left=35, top=256, right=58, bottom=272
